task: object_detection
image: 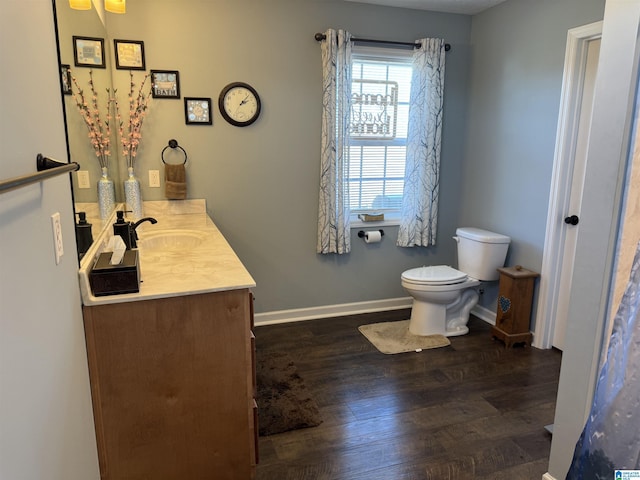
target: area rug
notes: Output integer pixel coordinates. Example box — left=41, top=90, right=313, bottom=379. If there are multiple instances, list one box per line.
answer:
left=256, top=351, right=322, bottom=436
left=358, top=320, right=451, bottom=354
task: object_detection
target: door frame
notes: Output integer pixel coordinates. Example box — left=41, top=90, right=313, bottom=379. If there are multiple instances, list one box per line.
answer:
left=533, top=21, right=603, bottom=350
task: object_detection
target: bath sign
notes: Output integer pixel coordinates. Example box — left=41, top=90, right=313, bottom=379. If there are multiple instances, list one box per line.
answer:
left=350, top=79, right=398, bottom=140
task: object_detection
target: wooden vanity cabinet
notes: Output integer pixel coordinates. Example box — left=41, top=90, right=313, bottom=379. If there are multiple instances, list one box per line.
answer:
left=83, top=289, right=257, bottom=480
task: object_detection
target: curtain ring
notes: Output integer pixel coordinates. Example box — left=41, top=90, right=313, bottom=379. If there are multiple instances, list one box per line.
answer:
left=161, top=139, right=188, bottom=165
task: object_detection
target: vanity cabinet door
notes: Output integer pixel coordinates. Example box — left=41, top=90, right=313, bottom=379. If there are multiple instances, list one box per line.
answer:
left=83, top=289, right=255, bottom=480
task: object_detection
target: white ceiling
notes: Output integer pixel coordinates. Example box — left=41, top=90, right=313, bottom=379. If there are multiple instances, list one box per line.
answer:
left=343, top=0, right=509, bottom=15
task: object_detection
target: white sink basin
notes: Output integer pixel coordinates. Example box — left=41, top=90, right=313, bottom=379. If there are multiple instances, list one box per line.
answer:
left=138, top=230, right=207, bottom=251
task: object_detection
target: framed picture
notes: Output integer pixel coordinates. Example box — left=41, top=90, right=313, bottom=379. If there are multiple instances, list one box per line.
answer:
left=114, top=39, right=145, bottom=70
left=72, top=36, right=105, bottom=68
left=184, top=97, right=212, bottom=125
left=60, top=64, right=72, bottom=95
left=150, top=70, right=180, bottom=99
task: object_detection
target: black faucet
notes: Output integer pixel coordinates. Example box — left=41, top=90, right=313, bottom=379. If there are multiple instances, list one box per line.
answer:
left=113, top=211, right=157, bottom=249
left=130, top=217, right=158, bottom=248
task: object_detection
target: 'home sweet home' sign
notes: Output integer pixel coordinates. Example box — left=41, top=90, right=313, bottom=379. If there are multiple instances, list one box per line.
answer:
left=350, top=79, right=398, bottom=140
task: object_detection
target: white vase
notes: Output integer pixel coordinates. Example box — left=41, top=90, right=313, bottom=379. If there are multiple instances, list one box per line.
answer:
left=124, top=167, right=143, bottom=219
left=97, top=166, right=115, bottom=220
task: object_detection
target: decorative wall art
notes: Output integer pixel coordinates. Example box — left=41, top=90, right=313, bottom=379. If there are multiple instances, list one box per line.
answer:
left=60, top=64, right=72, bottom=95
left=72, top=36, right=105, bottom=68
left=114, top=39, right=146, bottom=70
left=151, top=70, right=180, bottom=99
left=184, top=97, right=212, bottom=125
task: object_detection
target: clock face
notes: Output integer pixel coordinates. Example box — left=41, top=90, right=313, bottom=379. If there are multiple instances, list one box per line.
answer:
left=219, top=82, right=261, bottom=127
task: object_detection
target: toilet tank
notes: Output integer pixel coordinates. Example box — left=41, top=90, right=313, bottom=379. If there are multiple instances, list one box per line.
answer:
left=454, top=227, right=511, bottom=281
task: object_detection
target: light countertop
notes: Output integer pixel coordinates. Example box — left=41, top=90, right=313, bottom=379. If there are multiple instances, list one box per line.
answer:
left=78, top=200, right=255, bottom=306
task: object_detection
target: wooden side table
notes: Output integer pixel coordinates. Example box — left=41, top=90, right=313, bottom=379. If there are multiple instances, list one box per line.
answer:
left=491, top=265, right=539, bottom=347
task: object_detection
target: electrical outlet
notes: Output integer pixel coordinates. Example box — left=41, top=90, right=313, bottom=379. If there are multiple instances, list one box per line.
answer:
left=51, top=212, right=64, bottom=265
left=77, top=170, right=91, bottom=189
left=149, top=170, right=160, bottom=188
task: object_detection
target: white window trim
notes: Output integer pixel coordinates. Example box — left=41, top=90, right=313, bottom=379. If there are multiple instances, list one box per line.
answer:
left=350, top=210, right=401, bottom=228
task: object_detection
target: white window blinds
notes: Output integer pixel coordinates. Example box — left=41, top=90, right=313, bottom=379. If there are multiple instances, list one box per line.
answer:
left=349, top=47, right=413, bottom=213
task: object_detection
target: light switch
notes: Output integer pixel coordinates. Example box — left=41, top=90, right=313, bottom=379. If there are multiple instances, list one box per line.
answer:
left=77, top=170, right=91, bottom=189
left=149, top=170, right=160, bottom=188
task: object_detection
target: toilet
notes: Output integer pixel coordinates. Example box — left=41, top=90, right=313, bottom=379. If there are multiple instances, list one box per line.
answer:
left=401, top=227, right=511, bottom=337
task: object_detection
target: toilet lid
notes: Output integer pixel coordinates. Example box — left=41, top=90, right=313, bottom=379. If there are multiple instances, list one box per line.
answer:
left=402, top=265, right=468, bottom=285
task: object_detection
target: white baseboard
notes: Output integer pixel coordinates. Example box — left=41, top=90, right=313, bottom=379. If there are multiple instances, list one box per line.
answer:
left=471, top=304, right=496, bottom=325
left=255, top=298, right=500, bottom=327
left=254, top=297, right=413, bottom=326
left=542, top=473, right=558, bottom=480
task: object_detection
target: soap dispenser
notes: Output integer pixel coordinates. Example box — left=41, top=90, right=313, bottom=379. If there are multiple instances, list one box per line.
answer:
left=75, top=211, right=93, bottom=258
left=113, top=210, right=134, bottom=249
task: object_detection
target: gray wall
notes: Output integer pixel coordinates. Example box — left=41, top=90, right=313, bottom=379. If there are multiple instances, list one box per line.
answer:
left=0, top=1, right=100, bottom=479
left=66, top=0, right=605, bottom=319
left=103, top=0, right=472, bottom=314
left=462, top=0, right=606, bottom=318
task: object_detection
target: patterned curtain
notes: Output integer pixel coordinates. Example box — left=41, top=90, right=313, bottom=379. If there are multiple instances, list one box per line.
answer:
left=317, top=29, right=352, bottom=254
left=397, top=38, right=446, bottom=248
left=566, top=240, right=640, bottom=478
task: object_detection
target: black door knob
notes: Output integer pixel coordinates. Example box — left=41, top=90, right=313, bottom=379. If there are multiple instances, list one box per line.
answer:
left=564, top=215, right=579, bottom=225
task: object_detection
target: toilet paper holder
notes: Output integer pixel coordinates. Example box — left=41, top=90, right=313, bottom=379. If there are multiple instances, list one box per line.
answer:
left=358, top=229, right=384, bottom=239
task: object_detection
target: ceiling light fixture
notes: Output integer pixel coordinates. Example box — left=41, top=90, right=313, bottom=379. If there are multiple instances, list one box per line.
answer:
left=69, top=0, right=91, bottom=10
left=105, top=0, right=126, bottom=14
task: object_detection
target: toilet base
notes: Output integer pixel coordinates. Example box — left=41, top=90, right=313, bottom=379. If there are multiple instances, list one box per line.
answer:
left=407, top=287, right=480, bottom=337
left=408, top=301, right=447, bottom=336
left=408, top=309, right=470, bottom=337
left=446, top=325, right=469, bottom=337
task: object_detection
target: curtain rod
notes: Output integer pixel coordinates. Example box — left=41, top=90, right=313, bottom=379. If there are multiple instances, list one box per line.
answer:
left=314, top=33, right=451, bottom=52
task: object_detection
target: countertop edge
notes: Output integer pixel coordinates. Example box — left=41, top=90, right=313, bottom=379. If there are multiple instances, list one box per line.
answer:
left=78, top=201, right=256, bottom=306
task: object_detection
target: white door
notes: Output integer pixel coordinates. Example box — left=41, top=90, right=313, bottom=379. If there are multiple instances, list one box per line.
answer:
left=534, top=22, right=602, bottom=350
left=552, top=38, right=601, bottom=350
left=548, top=1, right=640, bottom=477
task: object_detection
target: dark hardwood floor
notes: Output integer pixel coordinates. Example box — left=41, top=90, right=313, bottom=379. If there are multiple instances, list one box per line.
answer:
left=254, top=310, right=562, bottom=480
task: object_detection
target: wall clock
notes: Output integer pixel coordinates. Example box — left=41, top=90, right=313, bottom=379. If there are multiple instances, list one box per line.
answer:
left=218, top=82, right=261, bottom=127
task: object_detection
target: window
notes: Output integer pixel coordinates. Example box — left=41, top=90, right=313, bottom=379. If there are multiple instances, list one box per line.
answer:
left=348, top=47, right=413, bottom=218
left=317, top=31, right=445, bottom=252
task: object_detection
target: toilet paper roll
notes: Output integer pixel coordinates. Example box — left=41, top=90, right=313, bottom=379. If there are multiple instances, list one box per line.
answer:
left=364, top=230, right=382, bottom=244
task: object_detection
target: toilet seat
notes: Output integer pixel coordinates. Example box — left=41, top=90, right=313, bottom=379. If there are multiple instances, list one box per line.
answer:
left=401, top=265, right=468, bottom=286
